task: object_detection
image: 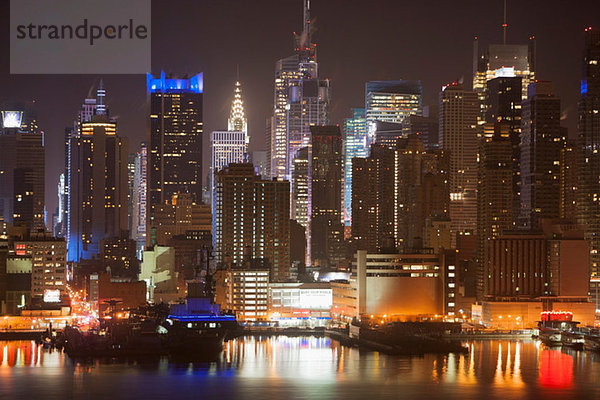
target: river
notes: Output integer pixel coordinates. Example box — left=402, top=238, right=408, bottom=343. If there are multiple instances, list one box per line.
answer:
left=1, top=337, right=599, bottom=399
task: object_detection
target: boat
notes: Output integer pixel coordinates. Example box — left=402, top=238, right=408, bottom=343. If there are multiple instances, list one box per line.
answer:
left=159, top=296, right=240, bottom=356
left=561, top=329, right=585, bottom=350
left=537, top=311, right=579, bottom=347
left=584, top=329, right=600, bottom=352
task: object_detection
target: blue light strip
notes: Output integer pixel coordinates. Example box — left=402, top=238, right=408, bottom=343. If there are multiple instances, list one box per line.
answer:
left=167, top=314, right=236, bottom=322
left=147, top=71, right=203, bottom=94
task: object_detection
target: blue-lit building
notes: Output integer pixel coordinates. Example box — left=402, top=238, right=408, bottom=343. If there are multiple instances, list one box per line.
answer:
left=342, top=108, right=367, bottom=227
left=148, top=71, right=204, bottom=219
left=66, top=83, right=129, bottom=262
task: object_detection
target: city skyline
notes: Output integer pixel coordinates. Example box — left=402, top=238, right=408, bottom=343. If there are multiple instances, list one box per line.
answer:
left=0, top=0, right=598, bottom=216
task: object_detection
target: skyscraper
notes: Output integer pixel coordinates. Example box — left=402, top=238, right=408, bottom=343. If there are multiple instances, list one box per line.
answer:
left=472, top=36, right=536, bottom=122
left=214, top=163, right=290, bottom=281
left=66, top=84, right=129, bottom=262
left=310, top=126, right=343, bottom=268
left=0, top=104, right=44, bottom=232
left=210, top=130, right=247, bottom=198
left=343, top=108, right=367, bottom=227
left=131, top=142, right=147, bottom=258
left=365, top=80, right=422, bottom=146
left=148, top=71, right=203, bottom=213
left=520, top=81, right=563, bottom=229
left=269, top=0, right=330, bottom=180
left=576, top=27, right=600, bottom=308
left=291, top=147, right=309, bottom=230
left=485, top=76, right=522, bottom=218
left=439, top=82, right=479, bottom=246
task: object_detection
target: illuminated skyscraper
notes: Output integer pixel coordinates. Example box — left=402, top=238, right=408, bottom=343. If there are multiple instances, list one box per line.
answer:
left=0, top=103, right=45, bottom=232
left=343, top=108, right=367, bottom=227
left=214, top=163, right=290, bottom=281
left=269, top=0, right=330, bottom=180
left=576, top=28, right=600, bottom=307
left=292, top=147, right=309, bottom=230
left=148, top=71, right=203, bottom=214
left=472, top=36, right=535, bottom=123
left=210, top=81, right=249, bottom=200
left=132, top=143, right=147, bottom=258
left=365, top=80, right=422, bottom=147
left=439, top=83, right=479, bottom=246
left=67, top=113, right=129, bottom=262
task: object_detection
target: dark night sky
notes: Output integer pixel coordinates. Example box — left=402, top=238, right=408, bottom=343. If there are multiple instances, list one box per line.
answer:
left=0, top=0, right=599, bottom=217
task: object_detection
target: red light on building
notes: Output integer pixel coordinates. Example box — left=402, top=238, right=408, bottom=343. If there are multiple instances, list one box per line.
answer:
left=540, top=311, right=573, bottom=322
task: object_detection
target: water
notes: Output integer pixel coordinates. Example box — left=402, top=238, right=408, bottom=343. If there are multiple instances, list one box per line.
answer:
left=1, top=337, right=599, bottom=399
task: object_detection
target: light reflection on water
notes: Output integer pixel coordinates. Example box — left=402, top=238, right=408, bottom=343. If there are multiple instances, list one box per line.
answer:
left=1, top=338, right=600, bottom=399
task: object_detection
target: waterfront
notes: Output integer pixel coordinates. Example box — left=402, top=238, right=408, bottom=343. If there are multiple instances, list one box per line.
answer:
left=1, top=337, right=600, bottom=399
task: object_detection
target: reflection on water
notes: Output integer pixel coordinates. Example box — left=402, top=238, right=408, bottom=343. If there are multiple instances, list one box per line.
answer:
left=1, top=338, right=600, bottom=399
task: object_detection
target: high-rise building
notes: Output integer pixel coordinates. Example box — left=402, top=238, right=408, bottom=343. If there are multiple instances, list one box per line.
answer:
left=310, top=126, right=343, bottom=268
left=148, top=71, right=203, bottom=214
left=0, top=104, right=45, bottom=232
left=486, top=76, right=522, bottom=217
left=210, top=130, right=247, bottom=199
left=576, top=27, right=600, bottom=308
left=477, top=122, right=514, bottom=299
left=439, top=83, right=479, bottom=246
left=214, top=163, right=290, bottom=281
left=67, top=84, right=129, bottom=262
left=365, top=80, right=422, bottom=146
left=520, top=81, right=563, bottom=229
left=343, top=108, right=367, bottom=227
left=402, top=113, right=439, bottom=150
left=269, top=0, right=330, bottom=180
left=149, top=193, right=211, bottom=246
left=291, top=147, right=309, bottom=230
left=351, top=157, right=379, bottom=252
left=560, top=141, right=578, bottom=221
left=472, top=36, right=536, bottom=123
left=131, top=143, right=147, bottom=258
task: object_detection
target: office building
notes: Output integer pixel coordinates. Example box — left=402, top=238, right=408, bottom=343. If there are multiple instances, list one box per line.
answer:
left=576, top=28, right=600, bottom=308
left=0, top=104, right=45, bottom=232
left=269, top=0, right=330, bottom=180
left=67, top=112, right=128, bottom=262
left=148, top=193, right=211, bottom=246
left=520, top=81, right=563, bottom=229
left=131, top=143, right=147, bottom=258
left=210, top=81, right=249, bottom=200
left=148, top=71, right=203, bottom=213
left=365, top=80, right=422, bottom=147
left=214, top=163, right=290, bottom=281
left=291, top=147, right=309, bottom=230
left=248, top=150, right=268, bottom=177
left=14, top=232, right=67, bottom=300
left=439, top=83, right=479, bottom=246
left=472, top=36, right=536, bottom=122
left=343, top=108, right=367, bottom=227
left=310, top=126, right=343, bottom=268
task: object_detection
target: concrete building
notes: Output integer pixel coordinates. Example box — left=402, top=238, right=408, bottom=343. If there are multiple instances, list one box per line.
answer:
left=214, top=163, right=290, bottom=281
left=439, top=82, right=479, bottom=246
left=139, top=246, right=178, bottom=303
left=268, top=282, right=332, bottom=327
left=14, top=232, right=67, bottom=300
left=354, top=250, right=448, bottom=319
left=342, top=108, right=367, bottom=227
left=213, top=267, right=269, bottom=321
left=148, top=193, right=211, bottom=246
left=89, top=273, right=146, bottom=315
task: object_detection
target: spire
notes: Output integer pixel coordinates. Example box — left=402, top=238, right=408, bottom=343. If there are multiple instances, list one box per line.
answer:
left=303, top=0, right=311, bottom=48
left=96, top=79, right=106, bottom=115
left=502, top=0, right=508, bottom=44
left=228, top=80, right=248, bottom=139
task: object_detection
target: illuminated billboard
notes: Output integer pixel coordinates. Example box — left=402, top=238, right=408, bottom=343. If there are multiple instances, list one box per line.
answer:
left=1, top=111, right=23, bottom=128
left=43, top=289, right=61, bottom=303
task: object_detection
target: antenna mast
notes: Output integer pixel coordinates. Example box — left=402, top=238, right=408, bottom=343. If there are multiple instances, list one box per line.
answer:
left=502, top=0, right=508, bottom=44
